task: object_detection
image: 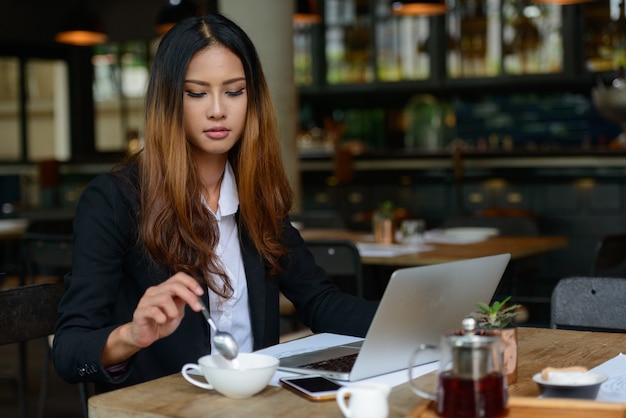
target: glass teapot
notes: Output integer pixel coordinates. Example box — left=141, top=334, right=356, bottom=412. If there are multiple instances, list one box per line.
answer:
left=409, top=317, right=507, bottom=418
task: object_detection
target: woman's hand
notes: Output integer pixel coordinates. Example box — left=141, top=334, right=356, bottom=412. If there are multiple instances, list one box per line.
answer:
left=102, top=272, right=204, bottom=367
left=130, top=272, right=204, bottom=347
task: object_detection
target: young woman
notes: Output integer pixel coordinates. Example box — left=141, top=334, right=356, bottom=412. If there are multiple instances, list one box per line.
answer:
left=52, top=14, right=377, bottom=393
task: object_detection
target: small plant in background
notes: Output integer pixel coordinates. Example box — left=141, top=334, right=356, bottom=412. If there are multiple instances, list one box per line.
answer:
left=471, top=296, right=521, bottom=329
left=372, top=200, right=396, bottom=244
left=375, top=200, right=395, bottom=219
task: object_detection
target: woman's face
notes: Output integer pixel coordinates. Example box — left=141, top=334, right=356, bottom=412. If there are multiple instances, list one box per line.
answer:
left=183, top=44, right=247, bottom=158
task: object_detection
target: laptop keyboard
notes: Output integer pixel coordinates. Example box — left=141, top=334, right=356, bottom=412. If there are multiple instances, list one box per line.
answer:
left=299, top=353, right=358, bottom=373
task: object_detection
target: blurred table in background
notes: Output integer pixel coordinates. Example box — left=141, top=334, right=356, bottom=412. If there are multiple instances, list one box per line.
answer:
left=0, top=219, right=27, bottom=241
left=299, top=228, right=568, bottom=267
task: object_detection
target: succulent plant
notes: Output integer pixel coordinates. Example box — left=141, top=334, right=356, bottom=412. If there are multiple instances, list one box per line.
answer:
left=471, top=296, right=521, bottom=329
left=375, top=200, right=395, bottom=219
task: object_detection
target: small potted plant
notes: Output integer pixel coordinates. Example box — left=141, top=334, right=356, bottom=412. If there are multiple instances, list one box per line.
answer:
left=470, top=296, right=522, bottom=384
left=473, top=296, right=520, bottom=329
left=372, top=200, right=395, bottom=244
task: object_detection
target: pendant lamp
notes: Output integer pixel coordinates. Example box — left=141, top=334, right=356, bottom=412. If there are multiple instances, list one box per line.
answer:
left=532, top=0, right=591, bottom=4
left=294, top=0, right=320, bottom=24
left=155, top=0, right=201, bottom=35
left=390, top=0, right=447, bottom=16
left=54, top=0, right=107, bottom=46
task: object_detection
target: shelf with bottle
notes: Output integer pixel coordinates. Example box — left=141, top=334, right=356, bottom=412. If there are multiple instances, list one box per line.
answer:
left=294, top=0, right=577, bottom=89
left=298, top=89, right=623, bottom=158
left=583, top=0, right=626, bottom=73
left=295, top=1, right=626, bottom=157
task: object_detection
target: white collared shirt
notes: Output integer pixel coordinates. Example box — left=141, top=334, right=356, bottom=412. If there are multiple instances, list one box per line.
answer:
left=204, top=161, right=253, bottom=353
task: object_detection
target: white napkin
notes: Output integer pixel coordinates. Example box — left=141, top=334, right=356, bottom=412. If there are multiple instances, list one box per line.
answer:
left=591, top=352, right=626, bottom=402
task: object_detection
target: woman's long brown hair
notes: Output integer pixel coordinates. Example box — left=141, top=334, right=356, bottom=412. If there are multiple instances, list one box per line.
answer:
left=137, top=14, right=293, bottom=297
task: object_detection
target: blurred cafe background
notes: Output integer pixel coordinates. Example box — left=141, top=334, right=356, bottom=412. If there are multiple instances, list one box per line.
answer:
left=2, top=0, right=626, bottom=328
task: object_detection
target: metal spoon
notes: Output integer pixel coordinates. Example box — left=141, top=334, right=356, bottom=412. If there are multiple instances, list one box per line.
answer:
left=197, top=296, right=239, bottom=361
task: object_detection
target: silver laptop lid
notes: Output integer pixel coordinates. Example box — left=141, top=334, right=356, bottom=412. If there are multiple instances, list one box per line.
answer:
left=349, top=253, right=511, bottom=380
left=278, top=254, right=511, bottom=381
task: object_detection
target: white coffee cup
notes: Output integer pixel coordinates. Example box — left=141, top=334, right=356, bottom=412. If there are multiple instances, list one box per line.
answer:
left=336, top=382, right=391, bottom=418
left=181, top=353, right=278, bottom=399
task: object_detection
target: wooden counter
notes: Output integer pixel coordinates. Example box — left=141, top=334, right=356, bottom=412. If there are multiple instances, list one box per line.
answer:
left=299, top=151, right=626, bottom=173
left=0, top=219, right=27, bottom=240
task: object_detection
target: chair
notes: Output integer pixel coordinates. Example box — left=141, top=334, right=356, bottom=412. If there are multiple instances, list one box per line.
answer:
left=279, top=239, right=364, bottom=334
left=0, top=283, right=64, bottom=418
left=21, top=218, right=73, bottom=285
left=551, top=276, right=626, bottom=332
left=591, top=233, right=626, bottom=277
left=18, top=219, right=91, bottom=416
left=305, top=239, right=364, bottom=298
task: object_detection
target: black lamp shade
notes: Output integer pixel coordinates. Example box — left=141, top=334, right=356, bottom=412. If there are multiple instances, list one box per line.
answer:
left=294, top=0, right=320, bottom=24
left=390, top=0, right=447, bottom=16
left=55, top=2, right=107, bottom=46
left=155, top=0, right=200, bottom=35
left=533, top=0, right=591, bottom=4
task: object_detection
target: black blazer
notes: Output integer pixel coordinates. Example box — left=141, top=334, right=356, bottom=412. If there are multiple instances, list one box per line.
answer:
left=52, top=164, right=378, bottom=393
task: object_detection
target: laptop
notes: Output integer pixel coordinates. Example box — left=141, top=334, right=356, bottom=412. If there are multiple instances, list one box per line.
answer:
left=278, top=253, right=511, bottom=381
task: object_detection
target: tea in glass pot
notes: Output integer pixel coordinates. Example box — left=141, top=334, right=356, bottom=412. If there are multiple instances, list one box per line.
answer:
left=409, top=317, right=507, bottom=418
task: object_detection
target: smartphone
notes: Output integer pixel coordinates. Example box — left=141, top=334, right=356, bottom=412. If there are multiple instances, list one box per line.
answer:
left=279, top=374, right=344, bottom=401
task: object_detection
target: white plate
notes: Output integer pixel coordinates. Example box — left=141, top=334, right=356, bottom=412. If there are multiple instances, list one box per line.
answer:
left=533, top=371, right=608, bottom=400
left=533, top=371, right=608, bottom=387
left=443, top=227, right=499, bottom=240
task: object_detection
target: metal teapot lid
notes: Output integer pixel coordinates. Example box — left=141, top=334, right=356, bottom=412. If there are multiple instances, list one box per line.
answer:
left=449, top=317, right=500, bottom=347
left=449, top=317, right=502, bottom=378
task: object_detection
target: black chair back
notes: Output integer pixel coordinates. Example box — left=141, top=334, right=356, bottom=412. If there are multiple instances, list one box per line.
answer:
left=0, top=283, right=63, bottom=346
left=0, top=283, right=63, bottom=418
left=551, top=276, right=626, bottom=332
left=591, top=233, right=626, bottom=277
left=305, top=239, right=364, bottom=298
left=21, top=219, right=73, bottom=285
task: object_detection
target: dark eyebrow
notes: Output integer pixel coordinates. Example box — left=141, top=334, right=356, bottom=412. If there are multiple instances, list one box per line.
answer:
left=184, top=77, right=246, bottom=87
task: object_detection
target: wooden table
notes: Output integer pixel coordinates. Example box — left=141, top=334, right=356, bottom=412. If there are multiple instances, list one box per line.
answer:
left=299, top=229, right=568, bottom=267
left=89, top=327, right=626, bottom=418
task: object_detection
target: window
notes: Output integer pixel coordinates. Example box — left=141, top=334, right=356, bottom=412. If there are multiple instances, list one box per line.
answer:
left=0, top=57, right=20, bottom=160
left=27, top=59, right=70, bottom=161
left=0, top=57, right=69, bottom=162
left=93, top=41, right=151, bottom=153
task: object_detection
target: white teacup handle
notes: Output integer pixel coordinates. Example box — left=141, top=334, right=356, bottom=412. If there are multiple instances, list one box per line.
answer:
left=336, top=387, right=353, bottom=417
left=181, top=363, right=214, bottom=390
